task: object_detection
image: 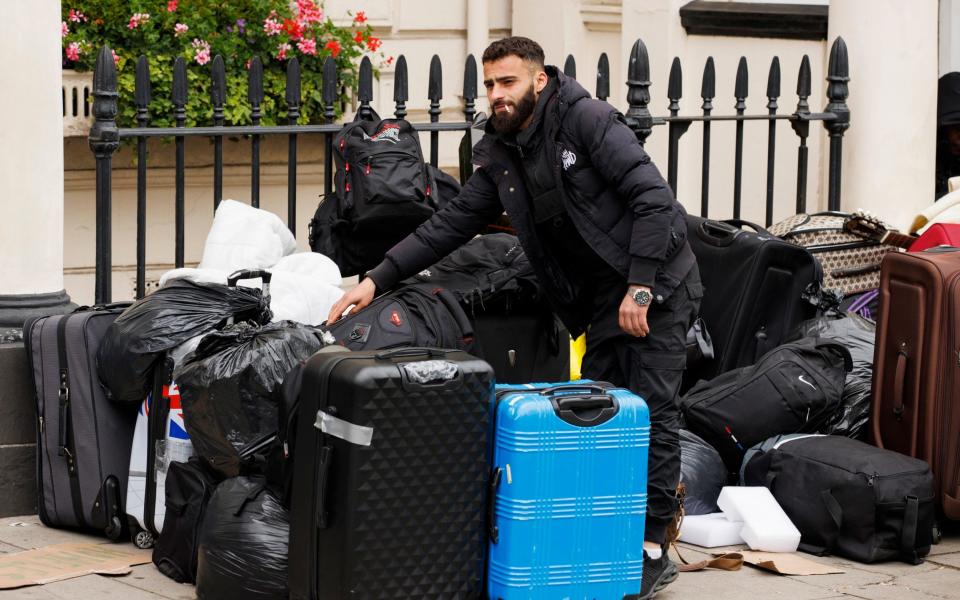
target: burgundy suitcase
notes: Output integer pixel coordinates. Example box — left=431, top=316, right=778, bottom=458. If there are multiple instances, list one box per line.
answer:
left=909, top=224, right=960, bottom=253
left=871, top=247, right=960, bottom=519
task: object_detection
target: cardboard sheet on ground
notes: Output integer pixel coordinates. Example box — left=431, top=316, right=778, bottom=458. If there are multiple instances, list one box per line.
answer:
left=733, top=550, right=845, bottom=576
left=0, top=542, right=151, bottom=589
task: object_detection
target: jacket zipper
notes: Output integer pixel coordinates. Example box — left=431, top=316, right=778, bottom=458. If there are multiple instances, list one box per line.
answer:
left=25, top=317, right=54, bottom=527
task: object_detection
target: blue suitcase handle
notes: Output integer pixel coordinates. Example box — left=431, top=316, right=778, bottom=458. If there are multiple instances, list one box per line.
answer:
left=538, top=383, right=612, bottom=397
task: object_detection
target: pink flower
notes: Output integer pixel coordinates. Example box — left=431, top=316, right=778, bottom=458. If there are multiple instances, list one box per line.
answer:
left=354, top=31, right=364, bottom=44
left=61, top=21, right=68, bottom=38
left=245, top=59, right=252, bottom=69
left=65, top=42, right=81, bottom=62
left=354, top=11, right=367, bottom=24
left=324, top=40, right=341, bottom=58
left=191, top=38, right=211, bottom=65
left=174, top=23, right=189, bottom=36
left=385, top=55, right=394, bottom=66
left=276, top=42, right=292, bottom=61
left=263, top=17, right=282, bottom=36
left=167, top=0, right=178, bottom=12
left=297, top=38, right=317, bottom=56
left=68, top=9, right=87, bottom=23
left=127, top=13, right=150, bottom=30
left=296, top=0, right=323, bottom=23
left=112, top=50, right=120, bottom=66
left=366, top=36, right=382, bottom=52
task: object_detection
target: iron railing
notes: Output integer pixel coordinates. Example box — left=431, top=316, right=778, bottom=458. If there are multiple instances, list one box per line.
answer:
left=88, top=36, right=849, bottom=303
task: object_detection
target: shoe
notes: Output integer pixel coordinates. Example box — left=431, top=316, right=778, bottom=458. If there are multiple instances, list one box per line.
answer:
left=636, top=549, right=679, bottom=599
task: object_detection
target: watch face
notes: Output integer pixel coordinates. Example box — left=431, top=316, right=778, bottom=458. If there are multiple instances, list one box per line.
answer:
left=633, top=289, right=652, bottom=306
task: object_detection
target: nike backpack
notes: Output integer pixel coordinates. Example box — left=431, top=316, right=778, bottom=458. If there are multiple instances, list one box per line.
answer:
left=680, top=336, right=852, bottom=471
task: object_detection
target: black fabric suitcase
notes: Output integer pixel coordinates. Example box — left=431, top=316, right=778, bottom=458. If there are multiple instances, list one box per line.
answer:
left=287, top=348, right=493, bottom=600
left=24, top=305, right=138, bottom=539
left=685, top=216, right=821, bottom=389
left=742, top=434, right=935, bottom=564
left=472, top=313, right=569, bottom=384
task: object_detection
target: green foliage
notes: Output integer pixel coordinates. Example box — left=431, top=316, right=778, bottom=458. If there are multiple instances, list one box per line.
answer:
left=62, top=0, right=389, bottom=128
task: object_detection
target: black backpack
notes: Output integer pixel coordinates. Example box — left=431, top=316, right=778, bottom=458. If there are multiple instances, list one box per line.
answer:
left=320, top=285, right=475, bottom=352
left=401, top=233, right=541, bottom=313
left=308, top=115, right=458, bottom=277
left=742, top=434, right=935, bottom=564
left=680, top=336, right=852, bottom=471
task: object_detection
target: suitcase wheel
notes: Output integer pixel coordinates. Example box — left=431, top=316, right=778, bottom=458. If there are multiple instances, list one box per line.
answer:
left=104, top=516, right=123, bottom=542
left=933, top=523, right=943, bottom=545
left=131, top=526, right=154, bottom=549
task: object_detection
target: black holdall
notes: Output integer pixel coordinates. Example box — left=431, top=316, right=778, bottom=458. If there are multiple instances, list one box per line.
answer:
left=308, top=113, right=449, bottom=277
left=742, top=434, right=935, bottom=565
left=680, top=336, right=852, bottom=471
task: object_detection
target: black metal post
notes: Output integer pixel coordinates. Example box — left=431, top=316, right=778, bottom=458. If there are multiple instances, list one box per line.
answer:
left=428, top=55, right=442, bottom=167
left=765, top=57, right=780, bottom=226
left=172, top=58, right=186, bottom=269
left=791, top=55, right=811, bottom=214
left=824, top=37, right=850, bottom=212
left=625, top=39, right=653, bottom=145
left=211, top=55, right=226, bottom=211
left=358, top=56, right=374, bottom=121
left=733, top=56, right=748, bottom=220
left=459, top=54, right=477, bottom=184
left=700, top=57, right=715, bottom=217
left=666, top=57, right=691, bottom=196
left=394, top=55, right=409, bottom=120
left=286, top=58, right=301, bottom=234
left=249, top=56, right=264, bottom=208
left=322, top=57, right=336, bottom=197
left=596, top=53, right=610, bottom=102
left=134, top=56, right=150, bottom=299
left=89, top=46, right=119, bottom=304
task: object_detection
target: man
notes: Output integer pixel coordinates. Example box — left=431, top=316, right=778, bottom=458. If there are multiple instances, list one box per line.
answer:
left=328, top=37, right=701, bottom=599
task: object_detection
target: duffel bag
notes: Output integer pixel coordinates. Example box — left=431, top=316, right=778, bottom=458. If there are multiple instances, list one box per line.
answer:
left=742, top=434, right=935, bottom=564
left=680, top=336, right=852, bottom=471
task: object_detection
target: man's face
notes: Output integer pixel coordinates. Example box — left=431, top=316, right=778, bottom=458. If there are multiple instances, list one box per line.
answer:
left=483, top=55, right=542, bottom=135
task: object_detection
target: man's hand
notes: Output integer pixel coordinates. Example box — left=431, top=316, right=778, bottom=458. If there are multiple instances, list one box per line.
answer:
left=326, top=277, right=377, bottom=325
left=619, top=285, right=651, bottom=337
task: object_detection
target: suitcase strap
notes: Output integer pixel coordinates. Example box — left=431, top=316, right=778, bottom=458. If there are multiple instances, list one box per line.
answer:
left=56, top=317, right=87, bottom=529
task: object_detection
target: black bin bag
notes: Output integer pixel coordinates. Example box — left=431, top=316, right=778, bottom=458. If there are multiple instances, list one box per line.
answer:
left=679, top=429, right=727, bottom=515
left=196, top=477, right=289, bottom=600
left=97, top=279, right=271, bottom=404
left=177, top=321, right=325, bottom=478
left=790, top=314, right=876, bottom=439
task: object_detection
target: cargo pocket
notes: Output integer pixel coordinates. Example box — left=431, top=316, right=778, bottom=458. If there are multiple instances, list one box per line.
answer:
left=630, top=350, right=687, bottom=421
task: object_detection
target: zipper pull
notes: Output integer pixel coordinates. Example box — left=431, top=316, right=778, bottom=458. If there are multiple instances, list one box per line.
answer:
left=345, top=162, right=350, bottom=173
left=365, top=160, right=371, bottom=175
left=39, top=416, right=44, bottom=434
left=345, top=181, right=350, bottom=193
left=867, top=472, right=877, bottom=487
left=339, top=138, right=345, bottom=151
left=426, top=184, right=431, bottom=197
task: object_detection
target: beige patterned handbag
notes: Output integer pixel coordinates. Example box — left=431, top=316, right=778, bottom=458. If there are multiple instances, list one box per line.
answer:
left=768, top=212, right=904, bottom=296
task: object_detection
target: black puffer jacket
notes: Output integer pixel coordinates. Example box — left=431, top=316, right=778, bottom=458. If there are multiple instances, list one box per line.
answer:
left=368, top=68, right=694, bottom=337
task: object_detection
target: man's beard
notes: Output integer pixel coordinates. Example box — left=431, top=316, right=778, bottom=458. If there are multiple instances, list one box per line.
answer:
left=490, top=84, right=537, bottom=135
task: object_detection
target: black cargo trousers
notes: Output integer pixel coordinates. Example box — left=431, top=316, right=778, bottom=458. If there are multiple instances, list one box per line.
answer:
left=580, top=264, right=702, bottom=545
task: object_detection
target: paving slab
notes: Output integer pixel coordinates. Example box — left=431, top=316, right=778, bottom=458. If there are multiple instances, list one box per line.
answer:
left=926, top=552, right=960, bottom=569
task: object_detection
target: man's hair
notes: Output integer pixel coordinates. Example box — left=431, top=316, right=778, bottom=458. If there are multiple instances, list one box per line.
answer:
left=482, top=37, right=545, bottom=68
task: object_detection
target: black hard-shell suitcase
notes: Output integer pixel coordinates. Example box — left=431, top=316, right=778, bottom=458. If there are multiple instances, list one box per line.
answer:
left=685, top=216, right=821, bottom=389
left=287, top=348, right=493, bottom=600
left=24, top=304, right=138, bottom=539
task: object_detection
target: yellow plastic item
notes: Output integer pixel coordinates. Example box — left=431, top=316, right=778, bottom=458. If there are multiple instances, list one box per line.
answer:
left=570, top=334, right=586, bottom=380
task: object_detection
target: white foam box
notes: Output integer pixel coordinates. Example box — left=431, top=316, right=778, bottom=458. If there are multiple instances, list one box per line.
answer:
left=717, top=486, right=801, bottom=553
left=680, top=513, right=744, bottom=548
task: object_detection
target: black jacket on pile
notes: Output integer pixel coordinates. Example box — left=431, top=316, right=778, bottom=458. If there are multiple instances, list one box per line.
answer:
left=368, top=67, right=694, bottom=337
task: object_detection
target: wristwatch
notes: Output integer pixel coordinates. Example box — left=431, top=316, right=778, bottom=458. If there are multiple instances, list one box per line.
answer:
left=631, top=288, right=652, bottom=307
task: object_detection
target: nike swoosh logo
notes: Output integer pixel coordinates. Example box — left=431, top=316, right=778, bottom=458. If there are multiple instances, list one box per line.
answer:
left=798, top=375, right=816, bottom=390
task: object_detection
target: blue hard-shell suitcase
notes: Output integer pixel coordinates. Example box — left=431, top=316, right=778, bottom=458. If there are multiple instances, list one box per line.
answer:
left=488, top=381, right=650, bottom=600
